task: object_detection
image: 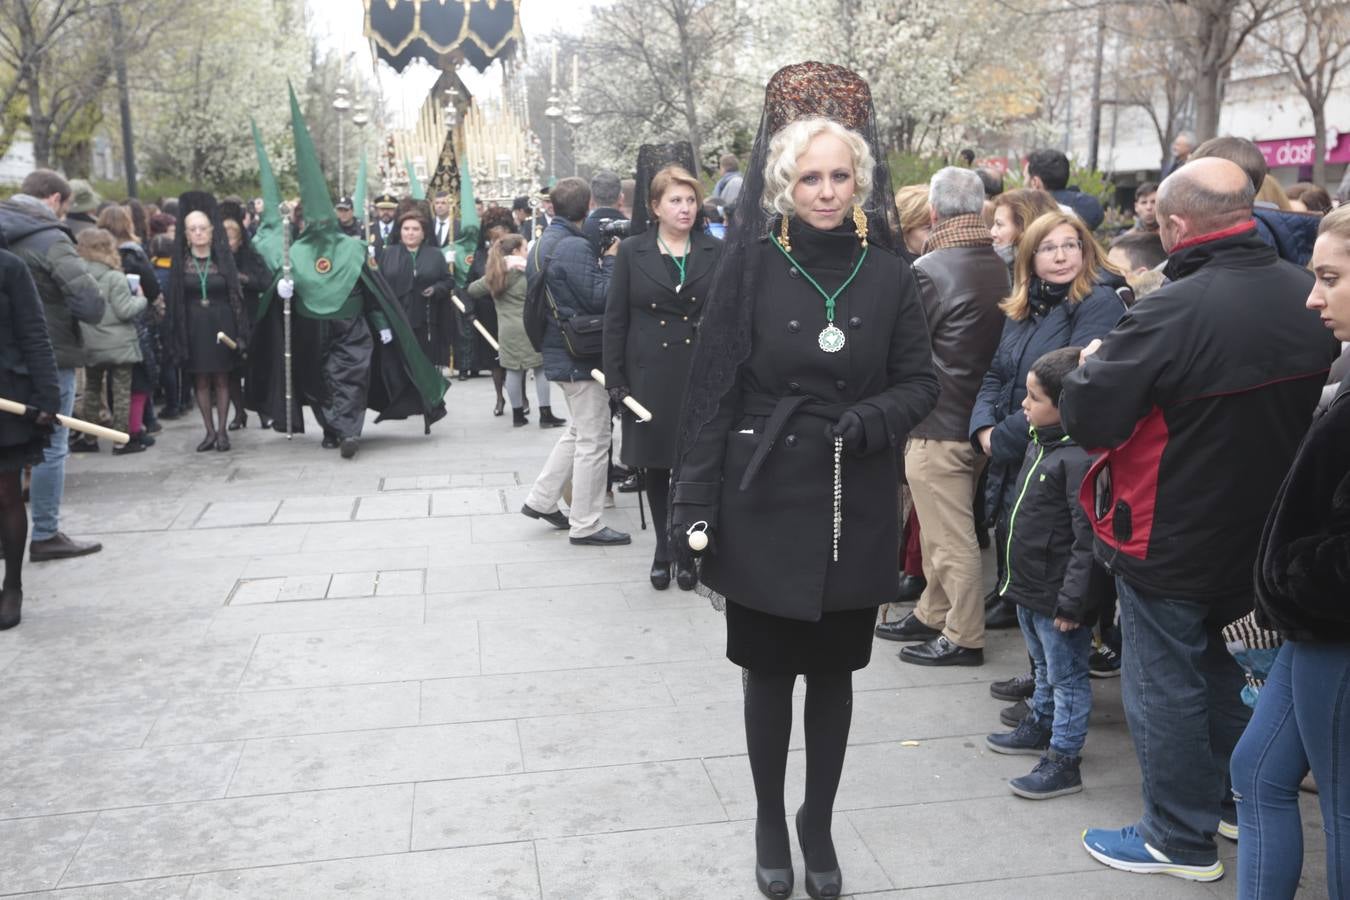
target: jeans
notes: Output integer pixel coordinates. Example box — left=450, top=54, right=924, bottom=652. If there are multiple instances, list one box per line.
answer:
left=1117, top=577, right=1252, bottom=864
left=523, top=379, right=610, bottom=538
left=1017, top=604, right=1093, bottom=756
left=1231, top=640, right=1350, bottom=899
left=29, top=368, right=75, bottom=542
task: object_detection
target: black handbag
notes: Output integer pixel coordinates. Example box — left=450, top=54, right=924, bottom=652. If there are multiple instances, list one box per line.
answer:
left=559, top=313, right=604, bottom=359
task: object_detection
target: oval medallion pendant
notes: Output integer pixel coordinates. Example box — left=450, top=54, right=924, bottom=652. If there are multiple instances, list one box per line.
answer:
left=818, top=323, right=846, bottom=353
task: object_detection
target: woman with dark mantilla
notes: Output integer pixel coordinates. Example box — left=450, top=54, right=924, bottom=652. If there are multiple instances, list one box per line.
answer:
left=605, top=146, right=721, bottom=590
left=671, top=63, right=938, bottom=899
left=165, top=191, right=250, bottom=452
left=221, top=198, right=274, bottom=431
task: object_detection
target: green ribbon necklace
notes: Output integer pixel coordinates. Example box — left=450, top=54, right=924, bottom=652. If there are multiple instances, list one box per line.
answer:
left=190, top=254, right=211, bottom=307
left=770, top=234, right=868, bottom=353
left=657, top=231, right=689, bottom=291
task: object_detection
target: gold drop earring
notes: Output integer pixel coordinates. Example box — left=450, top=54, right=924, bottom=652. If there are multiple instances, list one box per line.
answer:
left=779, top=213, right=792, bottom=253
left=852, top=204, right=868, bottom=247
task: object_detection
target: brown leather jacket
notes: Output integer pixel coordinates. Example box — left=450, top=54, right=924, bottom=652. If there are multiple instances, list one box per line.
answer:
left=909, top=244, right=1009, bottom=441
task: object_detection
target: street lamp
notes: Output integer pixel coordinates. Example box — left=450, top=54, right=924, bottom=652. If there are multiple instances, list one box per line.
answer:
left=565, top=104, right=584, bottom=177
left=333, top=85, right=352, bottom=197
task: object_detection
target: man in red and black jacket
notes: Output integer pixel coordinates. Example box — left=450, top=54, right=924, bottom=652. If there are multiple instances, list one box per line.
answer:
left=1061, top=158, right=1342, bottom=882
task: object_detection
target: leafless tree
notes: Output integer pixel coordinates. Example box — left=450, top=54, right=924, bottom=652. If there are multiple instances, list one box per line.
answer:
left=1255, top=0, right=1350, bottom=186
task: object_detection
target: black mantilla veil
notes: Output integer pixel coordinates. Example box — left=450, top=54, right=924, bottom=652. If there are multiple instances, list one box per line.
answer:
left=630, top=141, right=703, bottom=237
left=671, top=62, right=899, bottom=493
left=166, top=190, right=250, bottom=362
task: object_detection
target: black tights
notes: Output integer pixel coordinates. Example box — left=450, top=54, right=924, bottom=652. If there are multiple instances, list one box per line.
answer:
left=228, top=373, right=246, bottom=425
left=194, top=373, right=229, bottom=437
left=645, top=468, right=671, bottom=563
left=744, top=668, right=853, bottom=871
left=0, top=472, right=26, bottom=591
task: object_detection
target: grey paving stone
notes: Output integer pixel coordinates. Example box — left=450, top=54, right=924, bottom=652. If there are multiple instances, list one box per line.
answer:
left=0, top=812, right=95, bottom=894
left=518, top=700, right=751, bottom=772
left=856, top=869, right=1220, bottom=899
left=326, top=570, right=378, bottom=598
left=478, top=608, right=714, bottom=675
left=277, top=573, right=332, bottom=602
left=496, top=557, right=652, bottom=589
left=429, top=488, right=507, bottom=516
left=0, top=607, right=214, bottom=655
left=534, top=816, right=892, bottom=900
left=422, top=563, right=500, bottom=593
left=0, top=647, right=17, bottom=675
left=57, top=500, right=186, bottom=535
left=60, top=784, right=414, bottom=886
left=271, top=495, right=358, bottom=523
left=301, top=517, right=471, bottom=552
left=227, top=577, right=283, bottom=606
left=152, top=524, right=310, bottom=560
left=0, top=741, right=241, bottom=819
left=183, top=844, right=539, bottom=899
left=241, top=546, right=429, bottom=578
left=0, top=639, right=257, bottom=710
left=413, top=759, right=726, bottom=849
left=424, top=584, right=628, bottom=622
left=375, top=568, right=425, bottom=596
left=146, top=682, right=421, bottom=746
left=355, top=492, right=430, bottom=520
left=207, top=595, right=425, bottom=638
left=8, top=876, right=192, bottom=899
left=227, top=720, right=522, bottom=796
left=421, top=664, right=672, bottom=724
left=238, top=623, right=478, bottom=690
left=193, top=501, right=279, bottom=529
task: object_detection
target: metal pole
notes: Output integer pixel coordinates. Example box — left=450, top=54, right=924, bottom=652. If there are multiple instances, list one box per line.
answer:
left=337, top=119, right=345, bottom=199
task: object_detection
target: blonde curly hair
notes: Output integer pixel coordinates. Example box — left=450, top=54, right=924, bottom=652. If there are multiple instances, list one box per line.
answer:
left=761, top=117, right=874, bottom=219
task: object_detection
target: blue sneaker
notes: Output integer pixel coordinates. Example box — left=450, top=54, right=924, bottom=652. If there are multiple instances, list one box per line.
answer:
left=1081, top=825, right=1224, bottom=882
left=985, top=716, right=1051, bottom=756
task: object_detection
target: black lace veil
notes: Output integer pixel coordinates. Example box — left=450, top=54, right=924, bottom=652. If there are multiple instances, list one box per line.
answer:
left=166, top=190, right=250, bottom=360
left=672, top=62, right=899, bottom=481
left=630, top=142, right=700, bottom=237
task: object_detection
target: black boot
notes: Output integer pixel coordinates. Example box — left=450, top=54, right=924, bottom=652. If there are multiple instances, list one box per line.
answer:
left=986, top=598, right=1020, bottom=630
left=538, top=405, right=566, bottom=428
left=0, top=587, right=21, bottom=630
left=512, top=407, right=528, bottom=428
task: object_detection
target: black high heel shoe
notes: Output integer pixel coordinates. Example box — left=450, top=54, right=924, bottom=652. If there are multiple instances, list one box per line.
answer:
left=795, top=806, right=842, bottom=899
left=215, top=432, right=231, bottom=452
left=755, top=822, right=793, bottom=899
left=493, top=397, right=505, bottom=417
left=228, top=414, right=247, bottom=431
left=675, top=561, right=697, bottom=591
left=196, top=432, right=217, bottom=452
left=649, top=561, right=672, bottom=590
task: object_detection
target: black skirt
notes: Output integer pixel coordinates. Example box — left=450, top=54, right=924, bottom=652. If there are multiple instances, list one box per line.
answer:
left=725, top=599, right=878, bottom=674
left=185, top=298, right=240, bottom=374
left=0, top=435, right=48, bottom=473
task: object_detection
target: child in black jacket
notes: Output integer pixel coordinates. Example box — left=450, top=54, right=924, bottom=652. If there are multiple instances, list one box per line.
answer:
left=986, top=346, right=1098, bottom=799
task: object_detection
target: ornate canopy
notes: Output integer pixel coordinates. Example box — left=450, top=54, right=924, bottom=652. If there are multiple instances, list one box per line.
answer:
left=363, top=0, right=523, bottom=73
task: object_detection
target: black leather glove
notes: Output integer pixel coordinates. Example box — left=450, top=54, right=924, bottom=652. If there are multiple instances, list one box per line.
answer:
left=671, top=521, right=714, bottom=580
left=828, top=409, right=866, bottom=454
left=608, top=385, right=630, bottom=417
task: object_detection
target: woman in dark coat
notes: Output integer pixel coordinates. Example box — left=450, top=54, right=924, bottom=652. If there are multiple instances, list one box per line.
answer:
left=671, top=63, right=939, bottom=899
left=0, top=243, right=60, bottom=630
left=165, top=191, right=249, bottom=452
left=221, top=200, right=273, bottom=430
left=604, top=164, right=721, bottom=590
left=379, top=207, right=453, bottom=367
left=969, top=210, right=1125, bottom=627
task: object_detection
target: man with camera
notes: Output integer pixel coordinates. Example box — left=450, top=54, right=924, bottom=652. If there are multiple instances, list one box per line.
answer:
left=520, top=177, right=630, bottom=546
left=583, top=170, right=626, bottom=259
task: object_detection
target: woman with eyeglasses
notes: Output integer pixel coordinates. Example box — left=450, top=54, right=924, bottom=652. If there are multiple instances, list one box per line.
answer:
left=969, top=211, right=1126, bottom=647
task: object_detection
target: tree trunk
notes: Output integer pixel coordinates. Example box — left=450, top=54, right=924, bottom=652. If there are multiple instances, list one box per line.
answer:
left=672, top=6, right=703, bottom=170
left=1192, top=0, right=1235, bottom=142
left=1087, top=4, right=1107, bottom=170
left=26, top=73, right=50, bottom=169
left=109, top=5, right=137, bottom=198
left=1312, top=104, right=1327, bottom=189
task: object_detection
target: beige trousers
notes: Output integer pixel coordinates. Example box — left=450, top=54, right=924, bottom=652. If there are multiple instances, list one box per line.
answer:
left=906, top=438, right=988, bottom=649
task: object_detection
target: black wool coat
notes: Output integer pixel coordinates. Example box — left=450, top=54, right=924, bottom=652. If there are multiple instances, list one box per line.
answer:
left=672, top=223, right=939, bottom=622
left=603, top=228, right=721, bottom=469
left=0, top=248, right=60, bottom=447
left=379, top=242, right=454, bottom=363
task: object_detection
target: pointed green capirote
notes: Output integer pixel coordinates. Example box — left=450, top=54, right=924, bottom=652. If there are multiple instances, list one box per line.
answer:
left=405, top=158, right=425, bottom=200
left=250, top=118, right=283, bottom=273
left=452, top=159, right=480, bottom=289
left=289, top=82, right=338, bottom=226
left=283, top=81, right=366, bottom=319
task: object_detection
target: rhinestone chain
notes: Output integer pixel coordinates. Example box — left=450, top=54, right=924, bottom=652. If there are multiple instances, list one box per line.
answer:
left=832, top=435, right=842, bottom=562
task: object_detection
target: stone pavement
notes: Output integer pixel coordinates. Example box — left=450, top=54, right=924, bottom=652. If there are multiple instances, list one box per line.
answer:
left=0, top=377, right=1327, bottom=899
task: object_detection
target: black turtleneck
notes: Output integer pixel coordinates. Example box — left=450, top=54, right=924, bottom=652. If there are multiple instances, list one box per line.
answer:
left=783, top=217, right=864, bottom=294
left=1029, top=276, right=1072, bottom=316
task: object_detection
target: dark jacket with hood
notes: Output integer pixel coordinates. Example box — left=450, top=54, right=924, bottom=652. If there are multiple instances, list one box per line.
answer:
left=526, top=217, right=615, bottom=382
left=969, top=279, right=1125, bottom=525
left=1061, top=221, right=1341, bottom=618
left=0, top=245, right=61, bottom=449
left=1254, top=382, right=1350, bottom=642
left=0, top=194, right=105, bottom=367
left=998, top=424, right=1098, bottom=624
left=1253, top=205, right=1320, bottom=266
left=1052, top=188, right=1104, bottom=232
